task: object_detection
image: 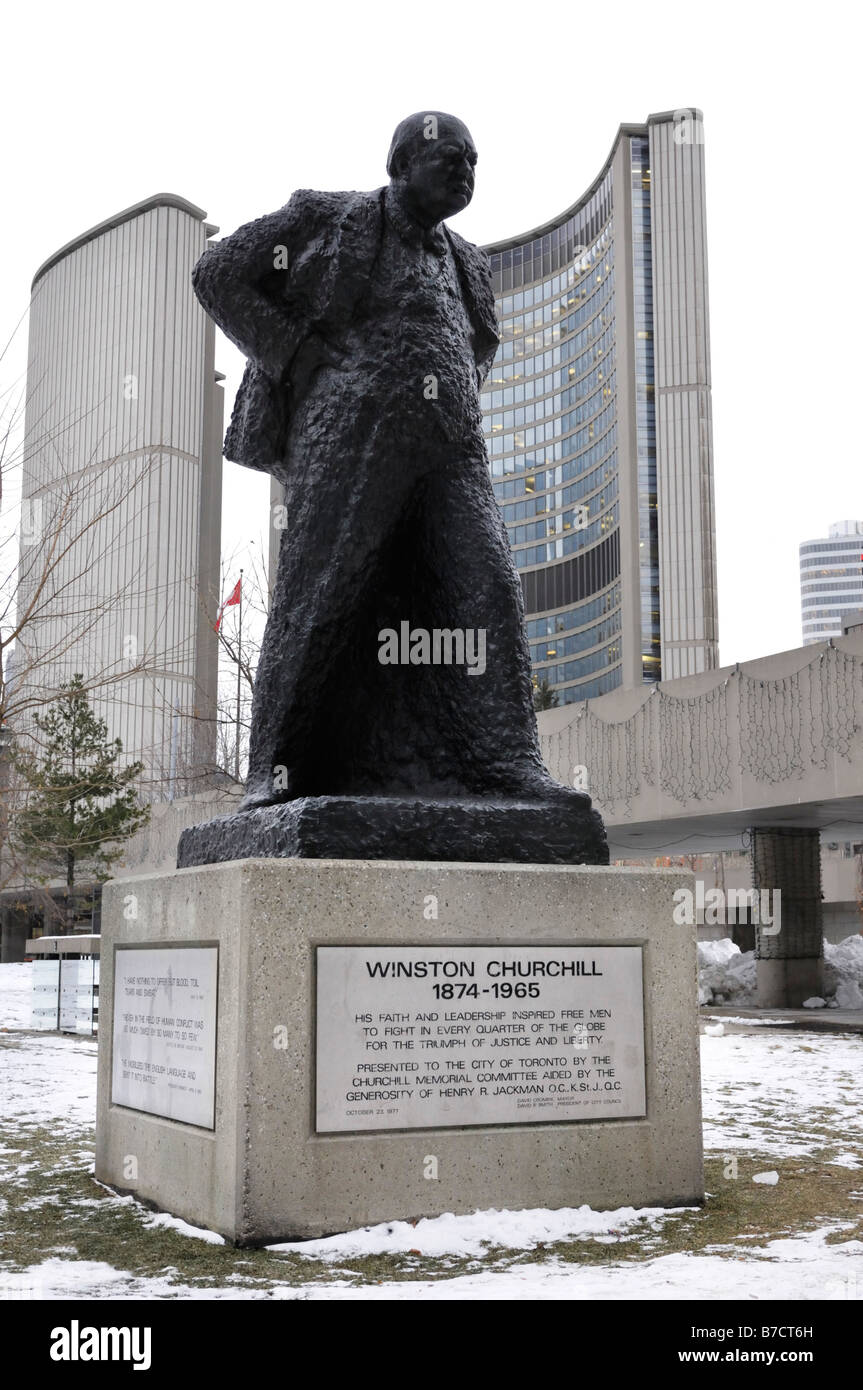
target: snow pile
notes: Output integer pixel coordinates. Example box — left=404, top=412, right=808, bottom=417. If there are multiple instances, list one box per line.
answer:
left=267, top=1203, right=674, bottom=1261
left=697, top=938, right=756, bottom=1006
left=698, top=933, right=863, bottom=1010
left=824, top=934, right=863, bottom=1009
left=144, top=1212, right=225, bottom=1244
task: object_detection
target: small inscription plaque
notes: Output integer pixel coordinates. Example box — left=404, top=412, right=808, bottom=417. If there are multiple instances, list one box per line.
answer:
left=111, top=946, right=218, bottom=1129
left=316, top=945, right=645, bottom=1133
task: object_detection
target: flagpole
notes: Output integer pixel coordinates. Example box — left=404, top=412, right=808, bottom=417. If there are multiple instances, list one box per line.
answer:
left=235, top=569, right=243, bottom=784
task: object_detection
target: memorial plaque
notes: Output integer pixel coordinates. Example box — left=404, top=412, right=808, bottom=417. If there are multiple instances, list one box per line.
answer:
left=316, top=945, right=645, bottom=1133
left=111, top=946, right=218, bottom=1129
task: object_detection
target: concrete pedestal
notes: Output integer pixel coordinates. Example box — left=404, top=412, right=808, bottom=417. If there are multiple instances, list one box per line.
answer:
left=96, top=859, right=703, bottom=1244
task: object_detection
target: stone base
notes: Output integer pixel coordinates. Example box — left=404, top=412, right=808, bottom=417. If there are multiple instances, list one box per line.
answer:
left=757, top=957, right=824, bottom=1009
left=177, top=794, right=609, bottom=868
left=96, top=858, right=703, bottom=1244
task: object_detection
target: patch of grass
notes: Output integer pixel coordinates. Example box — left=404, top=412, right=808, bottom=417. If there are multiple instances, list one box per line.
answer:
left=2, top=1117, right=861, bottom=1291
left=0, top=1124, right=486, bottom=1289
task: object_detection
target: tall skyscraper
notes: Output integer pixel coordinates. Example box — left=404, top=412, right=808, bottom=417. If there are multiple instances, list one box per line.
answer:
left=800, top=520, right=863, bottom=645
left=18, top=194, right=224, bottom=797
left=481, top=109, right=718, bottom=702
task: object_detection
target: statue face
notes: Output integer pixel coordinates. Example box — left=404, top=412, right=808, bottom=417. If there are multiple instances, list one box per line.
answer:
left=398, top=118, right=478, bottom=225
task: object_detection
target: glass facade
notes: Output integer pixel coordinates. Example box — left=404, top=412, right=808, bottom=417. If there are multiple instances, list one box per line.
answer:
left=482, top=145, right=659, bottom=704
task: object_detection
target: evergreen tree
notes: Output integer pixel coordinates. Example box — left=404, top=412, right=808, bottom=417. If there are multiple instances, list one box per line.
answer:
left=532, top=678, right=559, bottom=712
left=11, top=674, right=150, bottom=930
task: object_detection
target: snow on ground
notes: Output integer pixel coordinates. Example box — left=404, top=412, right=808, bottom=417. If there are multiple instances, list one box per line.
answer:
left=0, top=962, right=33, bottom=1030
left=0, top=1260, right=262, bottom=1301
left=700, top=1029, right=862, bottom=1158
left=269, top=1231, right=863, bottom=1300
left=701, top=1014, right=787, bottom=1026
left=1, top=960, right=862, bottom=1300
left=2, top=1229, right=861, bottom=1301
left=0, top=1030, right=98, bottom=1132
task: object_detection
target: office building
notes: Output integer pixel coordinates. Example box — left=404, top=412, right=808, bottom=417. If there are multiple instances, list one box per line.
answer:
left=18, top=194, right=224, bottom=796
left=800, top=520, right=863, bottom=645
left=481, top=109, right=719, bottom=701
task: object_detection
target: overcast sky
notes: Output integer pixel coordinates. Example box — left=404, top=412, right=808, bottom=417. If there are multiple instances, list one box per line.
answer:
left=2, top=0, right=860, bottom=667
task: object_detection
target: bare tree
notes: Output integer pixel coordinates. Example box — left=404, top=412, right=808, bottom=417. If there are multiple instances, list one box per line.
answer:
left=209, top=542, right=270, bottom=786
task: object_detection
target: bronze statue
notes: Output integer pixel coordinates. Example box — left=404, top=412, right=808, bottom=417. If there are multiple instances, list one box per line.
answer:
left=180, top=112, right=607, bottom=865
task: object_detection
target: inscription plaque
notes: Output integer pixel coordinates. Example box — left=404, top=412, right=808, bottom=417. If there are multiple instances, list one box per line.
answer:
left=316, top=945, right=645, bottom=1133
left=111, top=946, right=218, bottom=1129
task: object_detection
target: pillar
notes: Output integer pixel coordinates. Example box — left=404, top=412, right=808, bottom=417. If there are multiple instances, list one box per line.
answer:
left=750, top=826, right=823, bottom=1008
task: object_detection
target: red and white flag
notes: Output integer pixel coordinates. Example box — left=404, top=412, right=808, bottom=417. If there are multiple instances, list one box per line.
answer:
left=214, top=576, right=242, bottom=632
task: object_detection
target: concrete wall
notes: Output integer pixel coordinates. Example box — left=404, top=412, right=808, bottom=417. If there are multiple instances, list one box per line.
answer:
left=648, top=112, right=718, bottom=679
left=111, top=788, right=243, bottom=878
left=538, top=632, right=863, bottom=849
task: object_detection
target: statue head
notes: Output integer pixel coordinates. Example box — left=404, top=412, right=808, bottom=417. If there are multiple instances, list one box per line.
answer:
left=386, top=112, right=477, bottom=227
